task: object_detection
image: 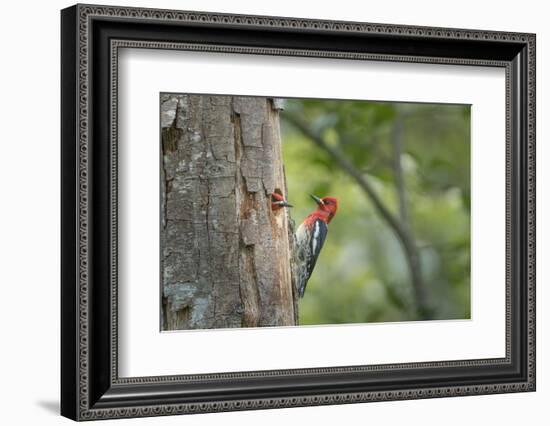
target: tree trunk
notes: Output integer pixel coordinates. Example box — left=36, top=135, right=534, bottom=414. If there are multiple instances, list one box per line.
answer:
left=160, top=94, right=295, bottom=330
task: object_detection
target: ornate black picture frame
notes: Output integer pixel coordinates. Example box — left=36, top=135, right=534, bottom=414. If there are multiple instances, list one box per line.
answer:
left=61, top=3, right=535, bottom=421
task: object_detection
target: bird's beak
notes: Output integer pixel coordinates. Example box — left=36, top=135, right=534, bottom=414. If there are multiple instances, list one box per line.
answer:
left=310, top=194, right=324, bottom=206
left=276, top=201, right=293, bottom=208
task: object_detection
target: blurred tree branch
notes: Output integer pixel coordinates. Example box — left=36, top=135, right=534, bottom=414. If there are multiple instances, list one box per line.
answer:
left=282, top=112, right=433, bottom=319
left=390, top=109, right=430, bottom=318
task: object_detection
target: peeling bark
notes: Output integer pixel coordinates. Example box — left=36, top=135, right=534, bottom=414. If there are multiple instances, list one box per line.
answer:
left=161, top=94, right=295, bottom=330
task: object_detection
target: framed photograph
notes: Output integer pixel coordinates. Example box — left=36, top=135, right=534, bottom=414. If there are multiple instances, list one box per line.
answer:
left=61, top=4, right=536, bottom=421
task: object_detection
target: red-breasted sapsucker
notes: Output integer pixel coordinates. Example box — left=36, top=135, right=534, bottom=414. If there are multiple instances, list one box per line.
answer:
left=271, top=192, right=293, bottom=211
left=295, top=194, right=339, bottom=297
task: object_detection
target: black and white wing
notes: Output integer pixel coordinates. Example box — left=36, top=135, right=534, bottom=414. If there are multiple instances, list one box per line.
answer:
left=296, top=219, right=328, bottom=297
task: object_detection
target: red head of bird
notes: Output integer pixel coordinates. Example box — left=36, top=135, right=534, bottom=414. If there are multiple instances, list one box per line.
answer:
left=271, top=192, right=293, bottom=212
left=310, top=194, right=338, bottom=223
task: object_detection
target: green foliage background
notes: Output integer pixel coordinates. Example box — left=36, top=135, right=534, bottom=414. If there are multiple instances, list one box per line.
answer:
left=280, top=99, right=471, bottom=325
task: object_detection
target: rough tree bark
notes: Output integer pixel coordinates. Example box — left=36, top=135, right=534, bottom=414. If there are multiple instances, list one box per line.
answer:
left=160, top=94, right=295, bottom=330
